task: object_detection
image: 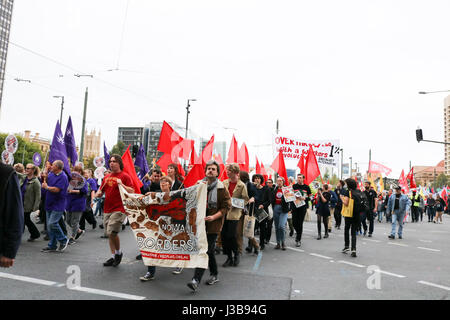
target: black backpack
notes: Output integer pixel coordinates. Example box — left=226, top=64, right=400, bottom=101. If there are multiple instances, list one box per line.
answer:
left=352, top=189, right=369, bottom=213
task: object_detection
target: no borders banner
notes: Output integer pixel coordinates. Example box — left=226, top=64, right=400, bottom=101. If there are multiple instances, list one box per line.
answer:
left=273, top=135, right=341, bottom=169
left=119, top=183, right=208, bottom=269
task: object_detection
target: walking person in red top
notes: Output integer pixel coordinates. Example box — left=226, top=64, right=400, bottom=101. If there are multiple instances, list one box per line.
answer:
left=95, top=155, right=134, bottom=267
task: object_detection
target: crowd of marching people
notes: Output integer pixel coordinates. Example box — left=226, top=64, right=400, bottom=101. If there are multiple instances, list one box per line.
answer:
left=3, top=158, right=448, bottom=292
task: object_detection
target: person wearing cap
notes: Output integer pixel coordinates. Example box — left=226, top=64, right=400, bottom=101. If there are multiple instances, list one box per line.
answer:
left=409, top=189, right=421, bottom=223
left=386, top=186, right=411, bottom=239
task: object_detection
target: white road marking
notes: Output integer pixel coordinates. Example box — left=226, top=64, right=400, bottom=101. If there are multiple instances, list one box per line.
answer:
left=0, top=272, right=58, bottom=286
left=303, top=228, right=313, bottom=232
left=69, top=286, right=146, bottom=300
left=388, top=242, right=408, bottom=247
left=419, top=240, right=432, bottom=243
left=337, top=260, right=366, bottom=268
left=309, top=253, right=332, bottom=260
left=364, top=239, right=381, bottom=243
left=376, top=270, right=406, bottom=278
left=269, top=242, right=305, bottom=252
left=418, top=281, right=450, bottom=291
left=417, top=247, right=440, bottom=252
left=0, top=272, right=146, bottom=300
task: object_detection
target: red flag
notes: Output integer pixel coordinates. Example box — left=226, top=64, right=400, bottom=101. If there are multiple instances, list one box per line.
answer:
left=216, top=154, right=228, bottom=181
left=201, top=135, right=215, bottom=169
left=157, top=121, right=183, bottom=154
left=183, top=163, right=205, bottom=188
left=177, top=163, right=185, bottom=178
left=238, top=143, right=249, bottom=172
left=270, top=149, right=288, bottom=185
left=156, top=153, right=174, bottom=175
left=255, top=156, right=261, bottom=174
left=297, top=154, right=305, bottom=175
left=304, top=146, right=321, bottom=185
left=190, top=146, right=201, bottom=165
left=226, top=134, right=239, bottom=164
left=406, top=168, right=416, bottom=189
left=175, top=138, right=194, bottom=161
left=399, top=170, right=410, bottom=194
left=368, top=160, right=392, bottom=176
left=260, top=162, right=268, bottom=184
left=121, top=145, right=143, bottom=193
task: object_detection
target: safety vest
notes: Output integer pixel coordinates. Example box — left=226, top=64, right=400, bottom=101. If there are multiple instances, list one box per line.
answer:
left=410, top=195, right=420, bottom=207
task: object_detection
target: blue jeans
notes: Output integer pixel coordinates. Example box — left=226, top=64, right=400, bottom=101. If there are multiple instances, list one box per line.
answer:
left=377, top=210, right=384, bottom=222
left=47, top=211, right=68, bottom=249
left=391, top=210, right=405, bottom=237
left=273, top=205, right=288, bottom=244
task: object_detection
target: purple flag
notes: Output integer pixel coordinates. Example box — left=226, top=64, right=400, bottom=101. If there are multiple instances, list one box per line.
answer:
left=64, top=116, right=78, bottom=166
left=49, top=120, right=71, bottom=177
left=134, top=144, right=149, bottom=181
left=104, top=142, right=110, bottom=170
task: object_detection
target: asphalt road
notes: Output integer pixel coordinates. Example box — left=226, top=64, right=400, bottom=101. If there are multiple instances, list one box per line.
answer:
left=1, top=213, right=449, bottom=300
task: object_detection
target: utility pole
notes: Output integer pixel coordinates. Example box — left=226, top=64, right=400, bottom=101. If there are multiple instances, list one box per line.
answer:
left=185, top=99, right=196, bottom=170
left=340, top=148, right=344, bottom=180
left=79, top=87, right=88, bottom=161
left=368, top=149, right=371, bottom=177
left=53, top=96, right=64, bottom=124
left=350, top=157, right=353, bottom=178
left=276, top=119, right=279, bottom=135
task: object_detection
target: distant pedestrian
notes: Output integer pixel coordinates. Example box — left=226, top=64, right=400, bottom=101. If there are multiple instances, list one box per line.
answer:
left=387, top=186, right=411, bottom=240
left=65, top=165, right=88, bottom=245
left=434, top=194, right=445, bottom=224
left=340, top=178, right=361, bottom=258
left=363, top=181, right=377, bottom=237
left=334, top=181, right=345, bottom=229
left=19, top=164, right=41, bottom=242
left=0, top=162, right=24, bottom=268
left=426, top=194, right=436, bottom=222
left=291, top=174, right=312, bottom=247
left=316, top=185, right=331, bottom=240
left=410, top=190, right=421, bottom=223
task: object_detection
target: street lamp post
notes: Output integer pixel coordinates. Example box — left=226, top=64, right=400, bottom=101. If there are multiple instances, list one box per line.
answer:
left=74, top=74, right=93, bottom=162
left=185, top=99, right=196, bottom=139
left=349, top=157, right=352, bottom=178
left=53, top=95, right=64, bottom=124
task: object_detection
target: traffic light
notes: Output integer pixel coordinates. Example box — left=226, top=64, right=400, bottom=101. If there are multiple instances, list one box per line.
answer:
left=416, top=129, right=423, bottom=142
left=132, top=145, right=139, bottom=157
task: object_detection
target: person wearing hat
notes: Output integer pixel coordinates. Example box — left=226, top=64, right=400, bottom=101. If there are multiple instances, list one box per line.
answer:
left=386, top=186, right=411, bottom=239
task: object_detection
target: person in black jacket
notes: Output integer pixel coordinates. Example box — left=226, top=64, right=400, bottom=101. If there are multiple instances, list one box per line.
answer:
left=167, top=163, right=183, bottom=191
left=334, top=180, right=345, bottom=229
left=250, top=174, right=271, bottom=251
left=316, top=185, right=331, bottom=240
left=291, top=174, right=312, bottom=247
left=270, top=177, right=290, bottom=250
left=264, top=178, right=275, bottom=243
left=0, top=163, right=24, bottom=268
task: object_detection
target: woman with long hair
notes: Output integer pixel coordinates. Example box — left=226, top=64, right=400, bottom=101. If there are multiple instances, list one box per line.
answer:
left=66, top=165, right=88, bottom=244
left=270, top=177, right=290, bottom=250
left=20, top=163, right=42, bottom=241
left=167, top=163, right=183, bottom=190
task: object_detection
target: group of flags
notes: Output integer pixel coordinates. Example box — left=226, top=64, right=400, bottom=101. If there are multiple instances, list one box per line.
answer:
left=49, top=119, right=326, bottom=191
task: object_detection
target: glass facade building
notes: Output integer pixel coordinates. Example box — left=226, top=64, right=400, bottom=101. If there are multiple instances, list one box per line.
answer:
left=0, top=0, right=13, bottom=113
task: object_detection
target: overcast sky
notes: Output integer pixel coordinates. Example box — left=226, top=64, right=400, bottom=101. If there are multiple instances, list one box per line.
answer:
left=1, top=0, right=449, bottom=177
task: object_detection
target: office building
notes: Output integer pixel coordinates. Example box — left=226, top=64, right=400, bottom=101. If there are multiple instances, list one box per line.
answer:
left=0, top=0, right=13, bottom=114
left=117, top=126, right=149, bottom=154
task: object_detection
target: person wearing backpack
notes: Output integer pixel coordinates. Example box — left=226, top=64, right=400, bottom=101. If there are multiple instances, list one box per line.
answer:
left=340, top=178, right=360, bottom=257
left=387, top=186, right=412, bottom=239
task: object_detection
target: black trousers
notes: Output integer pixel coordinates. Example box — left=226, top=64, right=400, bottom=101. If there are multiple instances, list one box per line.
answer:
left=366, top=210, right=374, bottom=235
left=194, top=234, right=218, bottom=281
left=344, top=216, right=359, bottom=250
left=334, top=206, right=342, bottom=227
left=24, top=212, right=40, bottom=239
left=221, top=220, right=239, bottom=258
left=265, top=218, right=273, bottom=242
left=79, top=209, right=96, bottom=230
left=411, top=207, right=419, bottom=222
left=317, top=214, right=329, bottom=235
left=292, top=206, right=307, bottom=242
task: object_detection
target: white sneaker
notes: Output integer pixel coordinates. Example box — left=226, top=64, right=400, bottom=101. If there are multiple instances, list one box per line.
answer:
left=172, top=267, right=183, bottom=275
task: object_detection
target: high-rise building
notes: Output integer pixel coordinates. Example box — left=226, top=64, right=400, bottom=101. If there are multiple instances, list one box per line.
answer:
left=0, top=0, right=13, bottom=113
left=444, top=95, right=450, bottom=175
left=117, top=127, right=149, bottom=154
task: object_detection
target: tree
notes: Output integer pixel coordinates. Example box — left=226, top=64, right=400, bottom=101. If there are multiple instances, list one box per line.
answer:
left=0, top=133, right=42, bottom=167
left=432, top=173, right=448, bottom=189
left=110, top=141, right=126, bottom=156
left=83, top=155, right=97, bottom=172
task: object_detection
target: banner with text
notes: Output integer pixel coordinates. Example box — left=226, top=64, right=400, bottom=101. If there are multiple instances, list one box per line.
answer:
left=273, top=136, right=341, bottom=169
left=119, top=183, right=208, bottom=269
